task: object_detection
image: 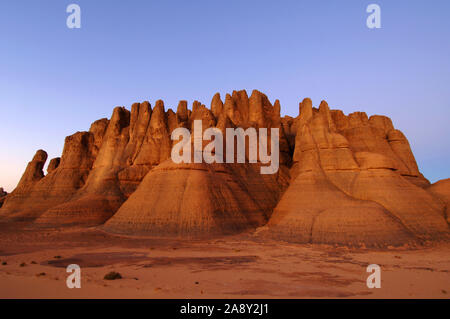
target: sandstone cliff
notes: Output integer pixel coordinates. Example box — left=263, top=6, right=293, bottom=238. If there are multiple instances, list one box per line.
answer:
left=0, top=90, right=448, bottom=246
left=267, top=99, right=448, bottom=246
left=427, top=179, right=450, bottom=224
left=0, top=119, right=108, bottom=221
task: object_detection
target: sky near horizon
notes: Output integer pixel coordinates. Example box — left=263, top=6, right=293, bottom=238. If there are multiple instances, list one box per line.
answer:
left=0, top=0, right=449, bottom=192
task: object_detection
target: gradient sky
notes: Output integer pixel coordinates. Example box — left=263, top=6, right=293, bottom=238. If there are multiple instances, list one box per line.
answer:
left=0, top=0, right=449, bottom=192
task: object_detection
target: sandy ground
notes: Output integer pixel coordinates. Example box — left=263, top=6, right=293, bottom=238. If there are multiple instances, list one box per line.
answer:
left=0, top=222, right=448, bottom=299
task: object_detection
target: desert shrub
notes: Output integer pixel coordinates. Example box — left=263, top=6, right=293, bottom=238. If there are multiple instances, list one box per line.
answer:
left=104, top=271, right=122, bottom=280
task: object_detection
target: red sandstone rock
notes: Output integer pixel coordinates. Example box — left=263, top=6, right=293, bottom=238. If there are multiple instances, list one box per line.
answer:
left=0, top=150, right=48, bottom=218
left=427, top=179, right=450, bottom=224
left=0, top=188, right=7, bottom=208
left=267, top=98, right=449, bottom=246
left=47, top=158, right=60, bottom=174
left=1, top=90, right=448, bottom=246
left=210, top=93, right=223, bottom=118
left=36, top=107, right=131, bottom=225
left=103, top=160, right=289, bottom=237
left=17, top=150, right=48, bottom=189
left=1, top=120, right=108, bottom=221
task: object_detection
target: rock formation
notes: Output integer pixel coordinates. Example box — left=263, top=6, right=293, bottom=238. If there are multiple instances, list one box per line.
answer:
left=0, top=188, right=7, bottom=208
left=0, top=120, right=108, bottom=221
left=103, top=161, right=289, bottom=237
left=0, top=90, right=448, bottom=246
left=103, top=90, right=291, bottom=237
left=267, top=98, right=448, bottom=246
left=427, top=179, right=450, bottom=224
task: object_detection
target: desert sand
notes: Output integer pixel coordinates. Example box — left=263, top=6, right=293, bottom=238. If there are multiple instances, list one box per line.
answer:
left=0, top=222, right=448, bottom=299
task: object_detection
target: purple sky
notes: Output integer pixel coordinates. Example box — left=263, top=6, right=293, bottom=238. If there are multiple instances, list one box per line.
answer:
left=1, top=0, right=449, bottom=192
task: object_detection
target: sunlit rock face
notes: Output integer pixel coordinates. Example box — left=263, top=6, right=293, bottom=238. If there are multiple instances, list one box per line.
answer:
left=267, top=99, right=448, bottom=247
left=1, top=90, right=448, bottom=246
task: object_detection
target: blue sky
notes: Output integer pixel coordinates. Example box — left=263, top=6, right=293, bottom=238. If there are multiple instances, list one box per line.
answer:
left=0, top=0, right=449, bottom=191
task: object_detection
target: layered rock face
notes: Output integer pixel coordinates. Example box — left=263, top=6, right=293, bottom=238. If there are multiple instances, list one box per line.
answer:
left=427, top=179, right=450, bottom=224
left=267, top=99, right=449, bottom=246
left=1, top=119, right=108, bottom=220
left=0, top=188, right=7, bottom=208
left=103, top=90, right=291, bottom=236
left=103, top=162, right=289, bottom=237
left=0, top=90, right=448, bottom=246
